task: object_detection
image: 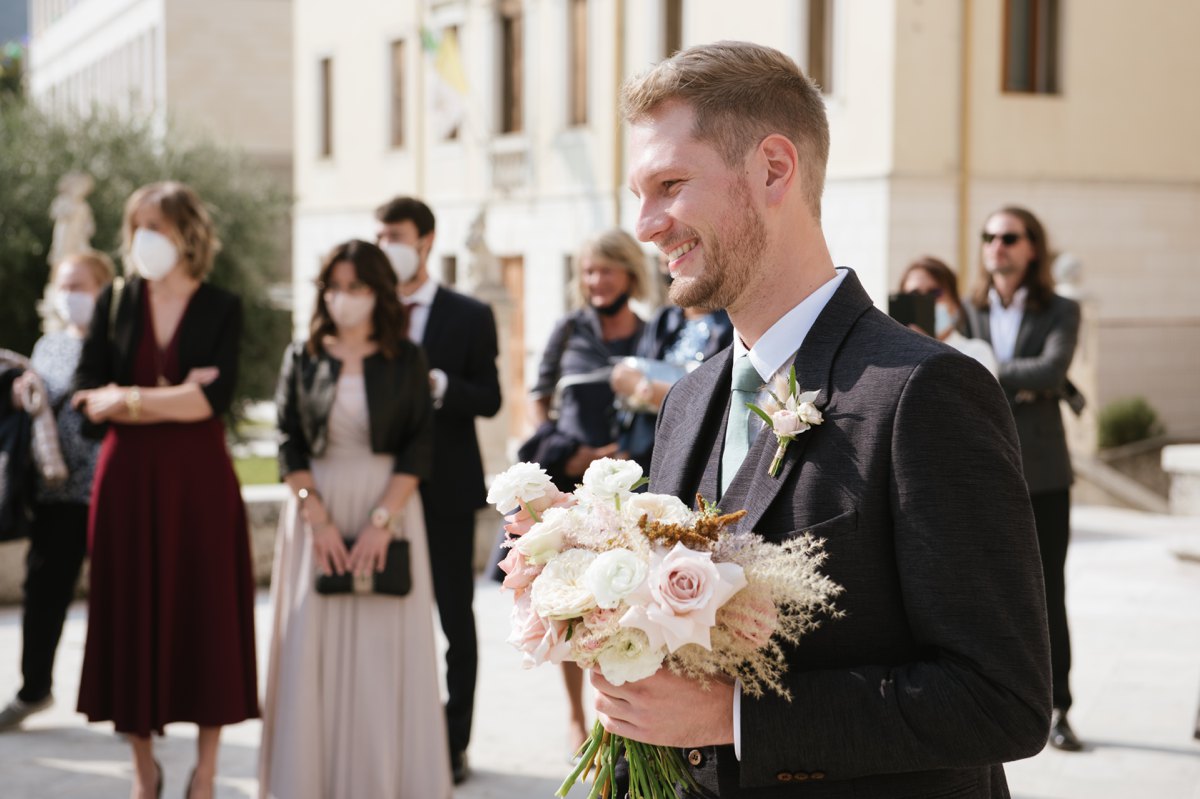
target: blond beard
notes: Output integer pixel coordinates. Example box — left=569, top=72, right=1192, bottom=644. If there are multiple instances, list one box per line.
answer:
left=668, top=179, right=766, bottom=312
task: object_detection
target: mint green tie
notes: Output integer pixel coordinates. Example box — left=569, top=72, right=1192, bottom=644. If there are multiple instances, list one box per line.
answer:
left=720, top=354, right=763, bottom=497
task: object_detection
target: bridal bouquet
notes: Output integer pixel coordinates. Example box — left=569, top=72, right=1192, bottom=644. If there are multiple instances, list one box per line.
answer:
left=488, top=458, right=842, bottom=799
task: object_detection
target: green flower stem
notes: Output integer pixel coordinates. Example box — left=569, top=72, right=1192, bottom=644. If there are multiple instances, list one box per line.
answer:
left=520, top=500, right=542, bottom=524
left=557, top=720, right=697, bottom=799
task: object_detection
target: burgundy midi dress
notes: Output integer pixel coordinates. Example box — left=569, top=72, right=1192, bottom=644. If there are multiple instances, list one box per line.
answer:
left=77, top=288, right=259, bottom=736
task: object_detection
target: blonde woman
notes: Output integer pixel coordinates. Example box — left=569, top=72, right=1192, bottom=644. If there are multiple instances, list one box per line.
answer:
left=72, top=182, right=258, bottom=799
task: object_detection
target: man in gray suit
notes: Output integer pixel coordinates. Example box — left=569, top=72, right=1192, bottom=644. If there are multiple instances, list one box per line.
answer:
left=589, top=42, right=1052, bottom=797
left=963, top=207, right=1083, bottom=752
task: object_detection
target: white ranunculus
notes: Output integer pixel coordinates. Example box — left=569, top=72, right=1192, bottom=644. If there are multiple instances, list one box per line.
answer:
left=583, top=548, right=649, bottom=609
left=595, top=627, right=665, bottom=686
left=581, top=458, right=644, bottom=502
left=514, top=506, right=575, bottom=565
left=622, top=493, right=694, bottom=527
left=530, top=548, right=598, bottom=620
left=487, top=462, right=555, bottom=514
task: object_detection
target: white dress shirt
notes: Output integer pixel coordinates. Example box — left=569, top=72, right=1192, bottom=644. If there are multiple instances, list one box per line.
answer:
left=401, top=277, right=448, bottom=405
left=729, top=267, right=846, bottom=758
left=988, top=286, right=1027, bottom=364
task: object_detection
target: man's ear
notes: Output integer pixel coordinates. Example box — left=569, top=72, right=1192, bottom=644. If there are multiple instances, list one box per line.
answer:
left=420, top=231, right=436, bottom=262
left=760, top=134, right=798, bottom=206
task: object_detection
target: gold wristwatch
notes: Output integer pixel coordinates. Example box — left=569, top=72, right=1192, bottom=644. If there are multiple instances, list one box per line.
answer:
left=370, top=506, right=402, bottom=534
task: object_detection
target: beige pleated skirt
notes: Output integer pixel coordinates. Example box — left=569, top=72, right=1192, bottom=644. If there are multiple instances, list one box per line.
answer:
left=258, top=375, right=451, bottom=799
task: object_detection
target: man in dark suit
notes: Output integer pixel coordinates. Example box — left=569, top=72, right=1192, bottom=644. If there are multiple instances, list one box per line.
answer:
left=963, top=206, right=1083, bottom=753
left=375, top=197, right=502, bottom=784
left=589, top=42, right=1052, bottom=797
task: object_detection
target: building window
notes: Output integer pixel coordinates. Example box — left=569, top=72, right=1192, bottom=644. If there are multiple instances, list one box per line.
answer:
left=389, top=40, right=405, bottom=149
left=499, top=1, right=524, bottom=134
left=442, top=255, right=458, bottom=287
left=806, top=0, right=833, bottom=94
left=567, top=0, right=587, bottom=126
left=1003, top=0, right=1060, bottom=93
left=318, top=57, right=333, bottom=157
left=663, top=0, right=682, bottom=58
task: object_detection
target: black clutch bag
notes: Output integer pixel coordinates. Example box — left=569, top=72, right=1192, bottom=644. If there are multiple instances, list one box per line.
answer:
left=314, top=538, right=412, bottom=597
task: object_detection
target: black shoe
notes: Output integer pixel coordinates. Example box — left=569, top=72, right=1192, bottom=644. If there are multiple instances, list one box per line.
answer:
left=1048, top=709, right=1084, bottom=752
left=451, top=750, right=469, bottom=785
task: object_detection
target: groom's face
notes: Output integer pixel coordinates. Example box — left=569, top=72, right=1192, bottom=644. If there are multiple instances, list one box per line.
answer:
left=628, top=101, right=766, bottom=312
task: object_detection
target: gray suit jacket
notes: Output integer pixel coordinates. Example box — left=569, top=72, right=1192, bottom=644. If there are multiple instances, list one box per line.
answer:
left=648, top=271, right=1051, bottom=798
left=963, top=295, right=1080, bottom=494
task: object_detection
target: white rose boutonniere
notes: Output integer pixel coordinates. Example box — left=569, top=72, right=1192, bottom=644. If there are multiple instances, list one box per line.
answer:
left=747, top=365, right=823, bottom=477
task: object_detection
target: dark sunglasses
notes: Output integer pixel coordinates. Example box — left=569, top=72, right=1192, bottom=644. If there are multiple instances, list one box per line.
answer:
left=981, top=231, right=1025, bottom=246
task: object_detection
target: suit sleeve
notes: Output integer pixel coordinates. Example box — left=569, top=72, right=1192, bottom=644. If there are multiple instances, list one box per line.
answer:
left=198, top=293, right=242, bottom=417
left=394, top=345, right=434, bottom=478
left=438, top=302, right=501, bottom=420
left=738, top=351, right=1051, bottom=785
left=997, top=299, right=1080, bottom=393
left=275, top=343, right=310, bottom=478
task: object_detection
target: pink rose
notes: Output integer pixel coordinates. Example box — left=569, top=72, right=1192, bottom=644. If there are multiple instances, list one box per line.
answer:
left=508, top=593, right=571, bottom=667
left=503, top=489, right=575, bottom=537
left=497, top=546, right=543, bottom=595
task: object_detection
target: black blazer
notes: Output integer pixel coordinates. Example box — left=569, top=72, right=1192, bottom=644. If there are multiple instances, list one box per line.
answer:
left=275, top=340, right=433, bottom=480
left=651, top=270, right=1050, bottom=798
left=74, top=277, right=242, bottom=437
left=964, top=295, right=1080, bottom=494
left=418, top=286, right=501, bottom=511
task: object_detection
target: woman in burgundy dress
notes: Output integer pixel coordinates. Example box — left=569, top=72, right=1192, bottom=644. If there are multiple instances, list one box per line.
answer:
left=72, top=181, right=258, bottom=799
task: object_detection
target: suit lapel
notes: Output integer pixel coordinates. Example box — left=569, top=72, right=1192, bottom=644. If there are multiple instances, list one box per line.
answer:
left=421, top=285, right=449, bottom=351
left=653, top=347, right=731, bottom=509
left=1013, top=305, right=1045, bottom=358
left=973, top=306, right=993, bottom=345
left=726, top=271, right=873, bottom=533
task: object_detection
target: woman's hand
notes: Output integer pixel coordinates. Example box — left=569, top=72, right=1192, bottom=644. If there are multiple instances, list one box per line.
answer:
left=609, top=361, right=645, bottom=398
left=10, top=371, right=37, bottom=412
left=183, top=366, right=220, bottom=386
left=312, top=521, right=349, bottom=576
left=71, top=383, right=126, bottom=423
left=347, top=525, right=391, bottom=576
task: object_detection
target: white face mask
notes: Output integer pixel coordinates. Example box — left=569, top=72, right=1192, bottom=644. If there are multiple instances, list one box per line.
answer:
left=382, top=242, right=420, bottom=284
left=324, top=291, right=376, bottom=330
left=130, top=228, right=179, bottom=281
left=54, top=290, right=96, bottom=329
left=934, top=302, right=956, bottom=338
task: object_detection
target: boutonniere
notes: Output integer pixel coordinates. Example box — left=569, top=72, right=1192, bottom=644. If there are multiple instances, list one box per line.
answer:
left=746, top=365, right=823, bottom=477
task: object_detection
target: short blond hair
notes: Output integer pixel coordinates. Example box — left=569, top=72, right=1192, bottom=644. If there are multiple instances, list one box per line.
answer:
left=54, top=249, right=115, bottom=287
left=573, top=229, right=651, bottom=308
left=121, top=181, right=222, bottom=279
left=621, top=40, right=830, bottom=219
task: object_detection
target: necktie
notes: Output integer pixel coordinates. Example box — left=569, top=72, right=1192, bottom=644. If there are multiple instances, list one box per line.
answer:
left=720, top=354, right=763, bottom=497
left=404, top=302, right=419, bottom=340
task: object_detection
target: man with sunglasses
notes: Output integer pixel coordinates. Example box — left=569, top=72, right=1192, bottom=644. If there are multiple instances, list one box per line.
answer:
left=965, top=207, right=1084, bottom=753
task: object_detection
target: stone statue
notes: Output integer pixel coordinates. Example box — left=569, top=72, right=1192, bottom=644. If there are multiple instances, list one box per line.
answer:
left=1052, top=252, right=1086, bottom=300
left=464, top=207, right=501, bottom=293
left=48, top=171, right=95, bottom=269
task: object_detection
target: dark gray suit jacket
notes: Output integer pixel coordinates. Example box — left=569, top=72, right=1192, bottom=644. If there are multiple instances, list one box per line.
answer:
left=963, top=295, right=1080, bottom=495
left=648, top=271, right=1051, bottom=798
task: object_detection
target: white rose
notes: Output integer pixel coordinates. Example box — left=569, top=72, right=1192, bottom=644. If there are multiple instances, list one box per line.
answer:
left=582, top=458, right=644, bottom=502
left=623, top=493, right=694, bottom=526
left=770, top=408, right=806, bottom=437
left=796, top=399, right=823, bottom=426
left=595, top=628, right=666, bottom=686
left=515, top=506, right=575, bottom=565
left=583, top=549, right=649, bottom=609
left=530, top=548, right=598, bottom=620
left=487, top=462, right=554, bottom=514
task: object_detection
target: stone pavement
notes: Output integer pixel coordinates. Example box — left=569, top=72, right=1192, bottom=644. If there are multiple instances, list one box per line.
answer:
left=0, top=504, right=1197, bottom=798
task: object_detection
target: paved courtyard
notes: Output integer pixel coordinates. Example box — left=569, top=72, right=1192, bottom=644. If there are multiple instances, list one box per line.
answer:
left=0, top=504, right=1197, bottom=798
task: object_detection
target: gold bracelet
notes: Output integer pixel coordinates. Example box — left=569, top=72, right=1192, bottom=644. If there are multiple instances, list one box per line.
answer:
left=125, top=386, right=142, bottom=421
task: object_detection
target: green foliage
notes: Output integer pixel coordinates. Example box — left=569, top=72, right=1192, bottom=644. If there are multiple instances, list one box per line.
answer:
left=0, top=43, right=22, bottom=98
left=233, top=455, right=280, bottom=486
left=0, top=98, right=291, bottom=403
left=1097, top=396, right=1164, bottom=449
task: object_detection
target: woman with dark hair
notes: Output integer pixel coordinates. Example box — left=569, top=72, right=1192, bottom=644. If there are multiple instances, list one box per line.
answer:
left=259, top=240, right=450, bottom=798
left=72, top=182, right=259, bottom=799
left=898, top=256, right=997, bottom=377
left=963, top=206, right=1083, bottom=753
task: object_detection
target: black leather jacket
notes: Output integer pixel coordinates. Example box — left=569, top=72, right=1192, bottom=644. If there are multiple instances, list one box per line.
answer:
left=275, top=341, right=433, bottom=479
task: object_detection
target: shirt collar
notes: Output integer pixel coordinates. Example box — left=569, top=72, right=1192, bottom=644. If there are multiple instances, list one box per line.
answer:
left=733, top=268, right=848, bottom=382
left=403, top=276, right=439, bottom=307
left=988, top=285, right=1028, bottom=313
